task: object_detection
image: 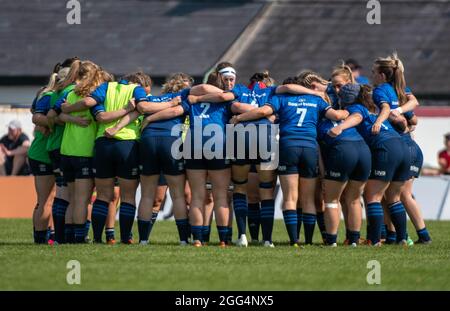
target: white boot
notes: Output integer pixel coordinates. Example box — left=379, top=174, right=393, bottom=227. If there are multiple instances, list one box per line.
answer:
left=236, top=234, right=248, bottom=247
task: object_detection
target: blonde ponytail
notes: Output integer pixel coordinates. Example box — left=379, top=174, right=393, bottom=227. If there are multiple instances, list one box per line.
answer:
left=331, top=61, right=355, bottom=84
left=55, top=59, right=81, bottom=92
left=37, top=73, right=58, bottom=99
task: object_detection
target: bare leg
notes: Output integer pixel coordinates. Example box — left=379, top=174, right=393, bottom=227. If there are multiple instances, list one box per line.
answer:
left=11, top=154, right=27, bottom=175
left=323, top=179, right=347, bottom=236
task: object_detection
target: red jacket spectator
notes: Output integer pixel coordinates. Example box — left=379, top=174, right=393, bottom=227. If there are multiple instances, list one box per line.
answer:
left=438, top=133, right=450, bottom=175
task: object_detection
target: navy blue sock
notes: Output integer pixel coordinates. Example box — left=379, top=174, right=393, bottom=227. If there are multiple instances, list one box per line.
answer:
left=247, top=202, right=260, bottom=241
left=175, top=218, right=189, bottom=243
left=217, top=226, right=228, bottom=243
left=381, top=224, right=387, bottom=240
left=202, top=225, right=211, bottom=243
left=151, top=212, right=158, bottom=223
left=366, top=202, right=384, bottom=244
left=148, top=212, right=159, bottom=236
left=91, top=200, right=109, bottom=242
left=84, top=220, right=91, bottom=239
left=233, top=193, right=248, bottom=236
left=187, top=223, right=192, bottom=241
left=303, top=213, right=316, bottom=245
left=316, top=212, right=326, bottom=240
left=326, top=233, right=337, bottom=245
left=52, top=198, right=69, bottom=243
left=74, top=224, right=86, bottom=243
left=260, top=200, right=275, bottom=242
left=417, top=227, right=431, bottom=242
left=386, top=230, right=397, bottom=244
left=365, top=223, right=369, bottom=241
left=283, top=210, right=298, bottom=244
left=345, top=228, right=350, bottom=241
left=226, top=226, right=233, bottom=244
left=34, top=230, right=47, bottom=244
left=105, top=227, right=115, bottom=241
left=47, top=227, right=55, bottom=241
left=119, top=202, right=136, bottom=242
left=191, top=225, right=203, bottom=242
left=137, top=219, right=152, bottom=242
left=64, top=224, right=75, bottom=244
left=388, top=201, right=407, bottom=242
left=296, top=208, right=303, bottom=241
left=348, top=230, right=360, bottom=245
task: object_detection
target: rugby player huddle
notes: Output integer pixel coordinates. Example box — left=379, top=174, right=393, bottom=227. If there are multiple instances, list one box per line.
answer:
left=29, top=53, right=431, bottom=248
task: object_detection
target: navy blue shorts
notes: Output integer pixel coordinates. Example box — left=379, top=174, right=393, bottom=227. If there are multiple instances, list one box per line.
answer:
left=48, top=149, right=62, bottom=173
left=403, top=137, right=423, bottom=178
left=29, top=158, right=53, bottom=176
left=94, top=137, right=140, bottom=180
left=370, top=138, right=411, bottom=182
left=61, top=155, right=94, bottom=182
left=184, top=135, right=230, bottom=170
left=48, top=149, right=67, bottom=186
left=322, top=140, right=371, bottom=182
left=140, top=136, right=184, bottom=176
left=185, top=158, right=231, bottom=171
left=231, top=124, right=274, bottom=166
left=278, top=145, right=318, bottom=178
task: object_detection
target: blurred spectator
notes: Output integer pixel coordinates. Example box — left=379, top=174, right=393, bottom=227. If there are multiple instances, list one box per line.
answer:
left=345, top=58, right=370, bottom=85
left=0, top=120, right=30, bottom=176
left=438, top=133, right=450, bottom=175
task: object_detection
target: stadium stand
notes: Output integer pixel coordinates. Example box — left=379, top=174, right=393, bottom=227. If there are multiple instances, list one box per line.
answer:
left=229, top=0, right=450, bottom=99
left=0, top=0, right=264, bottom=81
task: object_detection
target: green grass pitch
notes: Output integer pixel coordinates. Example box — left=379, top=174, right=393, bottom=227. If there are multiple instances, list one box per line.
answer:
left=0, top=219, right=449, bottom=290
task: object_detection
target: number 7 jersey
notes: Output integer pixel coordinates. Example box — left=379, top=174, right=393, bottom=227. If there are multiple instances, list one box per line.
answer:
left=268, top=94, right=330, bottom=148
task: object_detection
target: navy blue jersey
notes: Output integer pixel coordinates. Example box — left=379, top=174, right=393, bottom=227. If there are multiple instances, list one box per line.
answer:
left=53, top=91, right=71, bottom=114
left=34, top=94, right=52, bottom=114
left=31, top=96, right=38, bottom=114
left=373, top=82, right=413, bottom=136
left=346, top=103, right=400, bottom=147
left=252, top=86, right=277, bottom=125
left=185, top=98, right=232, bottom=146
left=404, top=110, right=414, bottom=120
left=254, top=86, right=277, bottom=107
left=230, top=84, right=255, bottom=106
left=141, top=89, right=190, bottom=138
left=356, top=76, right=370, bottom=85
left=372, top=82, right=412, bottom=111
left=269, top=94, right=330, bottom=148
left=326, top=84, right=340, bottom=109
left=317, top=118, right=363, bottom=146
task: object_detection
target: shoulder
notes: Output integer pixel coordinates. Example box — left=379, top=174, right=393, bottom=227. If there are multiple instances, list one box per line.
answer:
left=439, top=150, right=449, bottom=157
left=20, top=133, right=30, bottom=140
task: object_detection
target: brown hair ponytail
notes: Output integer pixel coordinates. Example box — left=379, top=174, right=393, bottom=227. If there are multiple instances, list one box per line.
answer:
left=374, top=52, right=407, bottom=105
left=357, top=84, right=377, bottom=113
left=74, top=61, right=112, bottom=98
left=162, top=73, right=193, bottom=94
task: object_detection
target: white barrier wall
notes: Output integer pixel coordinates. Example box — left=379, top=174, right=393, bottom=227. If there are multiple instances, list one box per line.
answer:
left=413, top=118, right=450, bottom=168
left=1, top=109, right=449, bottom=220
